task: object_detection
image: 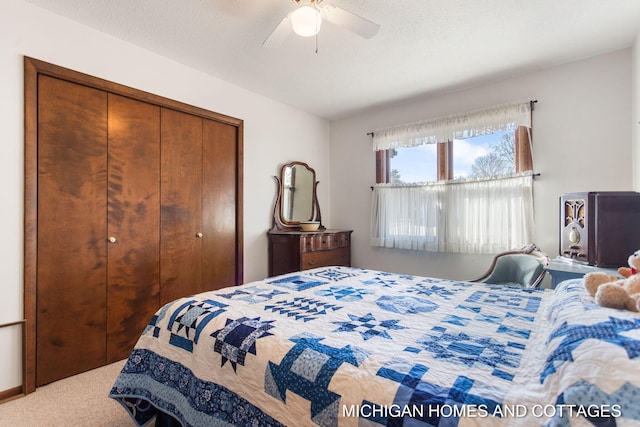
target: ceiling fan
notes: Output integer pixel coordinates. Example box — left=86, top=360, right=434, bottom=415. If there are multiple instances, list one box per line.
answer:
left=263, top=0, right=380, bottom=48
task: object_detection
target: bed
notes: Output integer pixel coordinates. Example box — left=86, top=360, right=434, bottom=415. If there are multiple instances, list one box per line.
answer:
left=109, top=266, right=640, bottom=426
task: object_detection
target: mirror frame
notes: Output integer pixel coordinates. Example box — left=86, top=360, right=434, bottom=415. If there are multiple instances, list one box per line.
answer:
left=271, top=161, right=324, bottom=231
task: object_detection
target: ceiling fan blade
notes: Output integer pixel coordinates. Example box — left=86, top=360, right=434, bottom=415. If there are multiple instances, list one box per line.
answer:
left=321, top=5, right=380, bottom=39
left=263, top=14, right=293, bottom=48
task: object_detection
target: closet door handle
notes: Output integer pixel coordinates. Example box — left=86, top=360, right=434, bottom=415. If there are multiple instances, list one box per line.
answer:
left=108, top=236, right=117, bottom=243
left=196, top=232, right=203, bottom=238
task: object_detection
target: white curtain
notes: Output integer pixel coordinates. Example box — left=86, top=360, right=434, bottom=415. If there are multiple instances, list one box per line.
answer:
left=372, top=101, right=531, bottom=151
left=371, top=173, right=535, bottom=254
left=370, top=184, right=442, bottom=251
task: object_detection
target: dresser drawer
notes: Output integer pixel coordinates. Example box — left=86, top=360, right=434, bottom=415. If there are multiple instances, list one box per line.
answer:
left=301, top=247, right=350, bottom=270
left=268, top=229, right=352, bottom=276
left=301, top=232, right=350, bottom=253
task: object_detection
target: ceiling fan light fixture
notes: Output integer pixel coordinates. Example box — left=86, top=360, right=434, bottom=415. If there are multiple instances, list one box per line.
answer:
left=291, top=6, right=322, bottom=37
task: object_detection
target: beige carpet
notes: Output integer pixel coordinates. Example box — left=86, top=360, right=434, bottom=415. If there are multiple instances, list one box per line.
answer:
left=0, top=360, right=146, bottom=427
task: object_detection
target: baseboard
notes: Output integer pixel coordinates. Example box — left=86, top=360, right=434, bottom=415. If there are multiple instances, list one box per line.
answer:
left=0, top=386, right=24, bottom=404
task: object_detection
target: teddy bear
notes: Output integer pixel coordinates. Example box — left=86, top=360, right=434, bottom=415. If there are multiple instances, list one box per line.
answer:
left=583, top=250, right=640, bottom=312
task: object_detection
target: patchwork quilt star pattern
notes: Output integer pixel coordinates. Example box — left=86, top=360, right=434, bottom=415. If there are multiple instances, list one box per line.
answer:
left=166, top=299, right=229, bottom=352
left=211, top=316, right=275, bottom=372
left=332, top=312, right=407, bottom=341
left=217, top=286, right=289, bottom=304
left=110, top=271, right=640, bottom=427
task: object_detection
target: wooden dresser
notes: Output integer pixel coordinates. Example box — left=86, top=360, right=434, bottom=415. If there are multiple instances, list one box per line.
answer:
left=268, top=229, right=353, bottom=276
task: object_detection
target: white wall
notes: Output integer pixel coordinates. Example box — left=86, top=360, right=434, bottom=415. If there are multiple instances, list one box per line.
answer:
left=330, top=49, right=633, bottom=280
left=634, top=31, right=640, bottom=190
left=0, top=1, right=330, bottom=392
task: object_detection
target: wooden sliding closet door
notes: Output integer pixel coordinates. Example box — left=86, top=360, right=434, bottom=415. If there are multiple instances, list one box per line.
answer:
left=36, top=79, right=162, bottom=384
left=36, top=76, right=108, bottom=385
left=202, top=119, right=239, bottom=289
left=106, top=94, right=161, bottom=363
left=160, top=108, right=203, bottom=303
left=160, top=112, right=240, bottom=303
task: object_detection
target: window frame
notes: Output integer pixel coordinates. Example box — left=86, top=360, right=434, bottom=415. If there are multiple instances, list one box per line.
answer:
left=376, top=126, right=533, bottom=184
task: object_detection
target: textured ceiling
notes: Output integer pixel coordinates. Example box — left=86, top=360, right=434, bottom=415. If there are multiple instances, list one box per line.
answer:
left=22, top=0, right=640, bottom=120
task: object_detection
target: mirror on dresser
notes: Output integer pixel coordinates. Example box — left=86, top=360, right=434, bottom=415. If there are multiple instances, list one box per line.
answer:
left=271, top=161, right=323, bottom=231
left=268, top=161, right=352, bottom=276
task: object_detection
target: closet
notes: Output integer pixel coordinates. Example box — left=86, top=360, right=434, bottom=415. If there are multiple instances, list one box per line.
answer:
left=160, top=109, right=240, bottom=303
left=24, top=58, right=243, bottom=390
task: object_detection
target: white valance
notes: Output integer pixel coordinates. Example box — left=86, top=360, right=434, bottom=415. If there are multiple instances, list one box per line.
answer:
left=372, top=100, right=532, bottom=151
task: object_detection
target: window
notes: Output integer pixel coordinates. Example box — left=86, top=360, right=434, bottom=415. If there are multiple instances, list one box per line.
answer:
left=455, top=131, right=516, bottom=179
left=377, top=126, right=533, bottom=185
left=371, top=101, right=536, bottom=254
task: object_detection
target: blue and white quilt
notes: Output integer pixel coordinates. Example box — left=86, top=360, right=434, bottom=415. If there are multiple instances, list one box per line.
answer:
left=109, top=267, right=640, bottom=426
